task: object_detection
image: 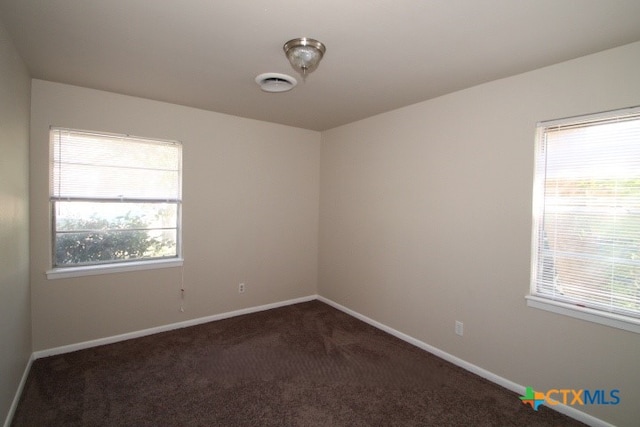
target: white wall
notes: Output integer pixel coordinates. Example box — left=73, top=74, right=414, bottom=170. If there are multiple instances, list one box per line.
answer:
left=319, top=41, right=640, bottom=426
left=0, top=21, right=31, bottom=424
left=30, top=80, right=320, bottom=351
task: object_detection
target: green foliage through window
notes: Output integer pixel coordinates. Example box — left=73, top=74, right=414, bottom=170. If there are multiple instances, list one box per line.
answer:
left=55, top=212, right=176, bottom=266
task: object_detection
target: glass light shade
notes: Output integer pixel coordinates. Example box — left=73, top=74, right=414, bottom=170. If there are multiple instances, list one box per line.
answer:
left=283, top=38, right=326, bottom=76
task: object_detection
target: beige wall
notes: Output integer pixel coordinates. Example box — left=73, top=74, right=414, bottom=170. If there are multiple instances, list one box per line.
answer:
left=30, top=80, right=320, bottom=351
left=20, top=34, right=640, bottom=426
left=0, top=21, right=31, bottom=423
left=319, top=41, right=640, bottom=426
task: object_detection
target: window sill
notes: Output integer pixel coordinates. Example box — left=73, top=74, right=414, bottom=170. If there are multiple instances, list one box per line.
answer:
left=525, top=295, right=640, bottom=334
left=46, top=258, right=184, bottom=280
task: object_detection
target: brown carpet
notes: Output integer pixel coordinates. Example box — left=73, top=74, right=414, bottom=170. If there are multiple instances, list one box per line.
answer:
left=12, top=300, right=585, bottom=426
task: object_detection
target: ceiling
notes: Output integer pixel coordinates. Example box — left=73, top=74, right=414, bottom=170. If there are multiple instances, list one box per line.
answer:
left=1, top=0, right=640, bottom=131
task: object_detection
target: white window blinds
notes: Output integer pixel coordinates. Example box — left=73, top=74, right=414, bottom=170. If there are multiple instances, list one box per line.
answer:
left=51, top=128, right=181, bottom=201
left=531, top=107, right=640, bottom=319
left=50, top=129, right=181, bottom=201
left=50, top=128, right=182, bottom=268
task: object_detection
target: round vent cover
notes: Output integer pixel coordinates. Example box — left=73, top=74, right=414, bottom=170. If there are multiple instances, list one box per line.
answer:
left=255, top=73, right=297, bottom=93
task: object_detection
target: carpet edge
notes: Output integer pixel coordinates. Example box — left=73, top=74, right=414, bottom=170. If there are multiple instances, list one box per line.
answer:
left=32, top=294, right=318, bottom=360
left=25, top=293, right=614, bottom=427
left=316, top=295, right=615, bottom=427
left=3, top=352, right=34, bottom=427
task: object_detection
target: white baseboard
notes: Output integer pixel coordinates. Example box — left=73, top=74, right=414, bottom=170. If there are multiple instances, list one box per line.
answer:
left=21, top=294, right=613, bottom=427
left=33, top=294, right=317, bottom=359
left=3, top=352, right=34, bottom=427
left=316, top=295, right=614, bottom=427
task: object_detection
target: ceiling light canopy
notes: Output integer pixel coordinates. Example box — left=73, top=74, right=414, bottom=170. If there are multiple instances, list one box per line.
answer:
left=283, top=38, right=326, bottom=78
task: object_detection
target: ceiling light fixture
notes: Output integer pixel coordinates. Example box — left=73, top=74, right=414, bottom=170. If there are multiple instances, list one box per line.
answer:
left=283, top=38, right=326, bottom=79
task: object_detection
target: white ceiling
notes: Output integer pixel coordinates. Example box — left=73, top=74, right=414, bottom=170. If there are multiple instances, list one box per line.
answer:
left=2, top=0, right=640, bottom=131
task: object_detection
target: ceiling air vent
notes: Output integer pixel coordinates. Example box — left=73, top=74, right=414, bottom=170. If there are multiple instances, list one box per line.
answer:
left=255, top=73, right=297, bottom=93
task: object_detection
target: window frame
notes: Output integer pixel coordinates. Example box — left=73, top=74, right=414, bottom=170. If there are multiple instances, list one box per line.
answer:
left=527, top=106, right=640, bottom=333
left=46, top=127, right=184, bottom=279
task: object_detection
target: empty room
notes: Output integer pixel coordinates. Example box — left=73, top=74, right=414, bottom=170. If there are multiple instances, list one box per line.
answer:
left=1, top=1, right=640, bottom=426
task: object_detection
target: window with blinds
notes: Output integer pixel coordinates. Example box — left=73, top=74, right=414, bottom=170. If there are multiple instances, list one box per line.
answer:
left=530, top=107, right=640, bottom=324
left=50, top=128, right=182, bottom=268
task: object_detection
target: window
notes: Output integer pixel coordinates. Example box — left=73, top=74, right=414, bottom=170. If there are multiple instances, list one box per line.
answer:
left=48, top=128, right=182, bottom=277
left=528, top=106, right=640, bottom=332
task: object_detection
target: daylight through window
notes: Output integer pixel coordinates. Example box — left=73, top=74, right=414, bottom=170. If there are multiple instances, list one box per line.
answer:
left=50, top=128, right=182, bottom=268
left=530, top=107, right=640, bottom=325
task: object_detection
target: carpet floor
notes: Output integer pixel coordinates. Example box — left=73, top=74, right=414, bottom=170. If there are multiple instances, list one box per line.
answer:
left=12, top=300, right=586, bottom=426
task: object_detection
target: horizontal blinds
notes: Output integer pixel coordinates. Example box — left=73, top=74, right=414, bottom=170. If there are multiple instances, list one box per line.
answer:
left=51, top=128, right=181, bottom=201
left=532, top=108, right=640, bottom=317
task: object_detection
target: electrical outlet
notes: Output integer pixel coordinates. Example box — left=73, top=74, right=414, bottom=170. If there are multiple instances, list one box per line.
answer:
left=238, top=283, right=245, bottom=293
left=455, top=320, right=463, bottom=336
